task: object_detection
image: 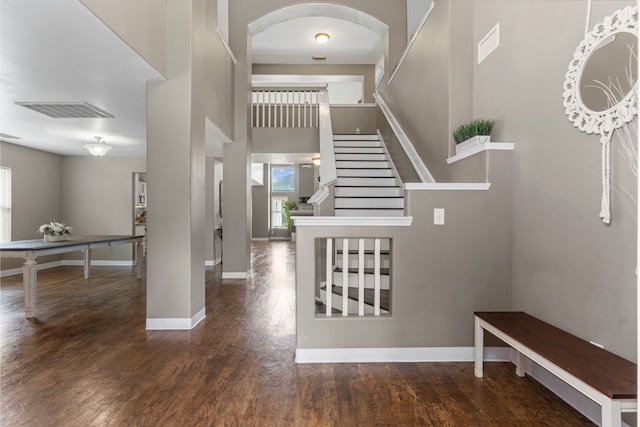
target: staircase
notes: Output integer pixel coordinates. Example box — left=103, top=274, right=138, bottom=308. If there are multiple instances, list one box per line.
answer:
left=333, top=135, right=404, bottom=217
left=319, top=238, right=391, bottom=315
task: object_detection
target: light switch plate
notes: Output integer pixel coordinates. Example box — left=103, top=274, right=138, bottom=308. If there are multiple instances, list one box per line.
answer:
left=434, top=208, right=445, bottom=225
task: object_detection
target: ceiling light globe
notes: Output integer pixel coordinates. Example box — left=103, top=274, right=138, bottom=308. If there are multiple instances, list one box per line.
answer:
left=315, top=33, right=330, bottom=45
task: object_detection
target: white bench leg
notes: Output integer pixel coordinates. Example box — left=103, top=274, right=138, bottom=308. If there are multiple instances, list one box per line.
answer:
left=601, top=399, right=622, bottom=427
left=515, top=351, right=526, bottom=377
left=474, top=316, right=484, bottom=377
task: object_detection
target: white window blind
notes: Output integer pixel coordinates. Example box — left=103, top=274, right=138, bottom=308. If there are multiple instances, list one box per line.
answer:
left=0, top=167, right=11, bottom=242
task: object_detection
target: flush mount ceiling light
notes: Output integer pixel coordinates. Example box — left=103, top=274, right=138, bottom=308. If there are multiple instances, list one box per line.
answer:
left=312, top=156, right=321, bottom=165
left=315, top=33, right=330, bottom=45
left=83, top=136, right=112, bottom=157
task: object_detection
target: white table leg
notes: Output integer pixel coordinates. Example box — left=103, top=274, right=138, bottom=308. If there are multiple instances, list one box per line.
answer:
left=135, top=241, right=143, bottom=279
left=22, top=253, right=37, bottom=318
left=83, top=249, right=91, bottom=279
left=515, top=351, right=526, bottom=377
left=601, top=398, right=622, bottom=427
left=474, top=316, right=484, bottom=377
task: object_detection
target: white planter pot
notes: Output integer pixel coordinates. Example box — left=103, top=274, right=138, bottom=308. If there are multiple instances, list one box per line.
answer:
left=456, top=135, right=491, bottom=154
left=44, top=234, right=68, bottom=242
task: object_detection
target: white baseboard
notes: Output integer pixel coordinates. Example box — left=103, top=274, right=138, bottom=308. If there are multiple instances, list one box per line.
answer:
left=294, top=346, right=511, bottom=364
left=205, top=258, right=222, bottom=267
left=222, top=271, right=249, bottom=279
left=146, top=307, right=206, bottom=330
left=63, top=260, right=135, bottom=267
left=0, top=261, right=63, bottom=277
left=251, top=238, right=269, bottom=241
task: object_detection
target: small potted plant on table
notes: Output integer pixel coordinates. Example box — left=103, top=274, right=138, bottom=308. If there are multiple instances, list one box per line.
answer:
left=38, top=220, right=73, bottom=242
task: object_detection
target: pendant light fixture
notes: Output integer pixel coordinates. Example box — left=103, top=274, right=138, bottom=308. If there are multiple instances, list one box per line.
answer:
left=83, top=136, right=112, bottom=157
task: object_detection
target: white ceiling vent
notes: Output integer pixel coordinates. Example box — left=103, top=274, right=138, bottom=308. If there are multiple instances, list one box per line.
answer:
left=15, top=102, right=115, bottom=118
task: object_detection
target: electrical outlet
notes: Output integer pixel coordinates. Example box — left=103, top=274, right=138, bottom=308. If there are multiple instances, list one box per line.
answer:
left=434, top=208, right=445, bottom=225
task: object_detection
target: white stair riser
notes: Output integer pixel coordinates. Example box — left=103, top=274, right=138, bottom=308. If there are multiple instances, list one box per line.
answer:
left=335, top=198, right=404, bottom=209
left=333, top=134, right=379, bottom=141
left=335, top=187, right=403, bottom=197
left=336, top=161, right=390, bottom=169
left=334, top=147, right=385, bottom=154
left=320, top=289, right=389, bottom=315
left=335, top=153, right=387, bottom=161
left=333, top=140, right=381, bottom=148
left=335, top=209, right=405, bottom=217
left=336, top=177, right=398, bottom=186
left=337, top=168, right=394, bottom=177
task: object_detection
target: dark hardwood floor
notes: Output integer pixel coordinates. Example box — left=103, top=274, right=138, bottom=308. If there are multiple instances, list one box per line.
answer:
left=1, top=241, right=594, bottom=426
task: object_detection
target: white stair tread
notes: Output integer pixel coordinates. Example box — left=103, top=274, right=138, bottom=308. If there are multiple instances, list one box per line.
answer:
left=336, top=161, right=390, bottom=169
left=335, top=187, right=403, bottom=197
left=335, top=153, right=387, bottom=161
left=333, top=135, right=379, bottom=141
left=337, top=168, right=394, bottom=177
left=336, top=177, right=398, bottom=186
left=334, top=140, right=381, bottom=148
left=334, top=147, right=385, bottom=154
left=335, top=198, right=405, bottom=208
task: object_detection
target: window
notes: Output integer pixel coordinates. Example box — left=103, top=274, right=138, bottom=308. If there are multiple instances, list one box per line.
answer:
left=271, top=166, right=295, bottom=192
left=0, top=167, right=11, bottom=242
left=271, top=196, right=288, bottom=228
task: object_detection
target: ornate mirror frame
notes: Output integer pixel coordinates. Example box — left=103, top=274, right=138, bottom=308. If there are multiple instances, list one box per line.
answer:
left=562, top=4, right=638, bottom=224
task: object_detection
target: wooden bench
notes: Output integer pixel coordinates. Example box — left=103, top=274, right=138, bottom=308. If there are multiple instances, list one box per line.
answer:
left=474, top=312, right=636, bottom=427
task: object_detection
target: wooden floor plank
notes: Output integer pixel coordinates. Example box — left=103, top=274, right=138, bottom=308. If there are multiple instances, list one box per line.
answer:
left=1, top=241, right=595, bottom=426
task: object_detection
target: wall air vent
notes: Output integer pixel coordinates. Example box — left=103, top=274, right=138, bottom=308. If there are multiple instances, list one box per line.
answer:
left=15, top=102, right=115, bottom=118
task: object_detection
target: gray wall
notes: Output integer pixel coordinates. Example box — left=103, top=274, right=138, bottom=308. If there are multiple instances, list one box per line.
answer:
left=80, top=0, right=168, bottom=77
left=0, top=143, right=64, bottom=270
left=252, top=128, right=318, bottom=154
left=472, top=0, right=636, bottom=361
left=251, top=166, right=269, bottom=239
left=296, top=151, right=512, bottom=348
left=330, top=105, right=378, bottom=135
left=62, top=156, right=146, bottom=261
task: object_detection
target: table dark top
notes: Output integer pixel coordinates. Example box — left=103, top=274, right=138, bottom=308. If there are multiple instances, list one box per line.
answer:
left=0, top=235, right=142, bottom=251
left=475, top=311, right=636, bottom=400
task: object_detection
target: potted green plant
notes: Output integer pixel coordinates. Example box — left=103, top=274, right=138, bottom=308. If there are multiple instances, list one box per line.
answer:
left=453, top=119, right=496, bottom=149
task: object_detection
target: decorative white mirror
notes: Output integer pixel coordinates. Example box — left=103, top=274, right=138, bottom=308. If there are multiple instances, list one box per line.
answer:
left=563, top=5, right=638, bottom=224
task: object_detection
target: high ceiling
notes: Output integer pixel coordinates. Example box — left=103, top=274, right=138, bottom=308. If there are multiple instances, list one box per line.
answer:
left=251, top=16, right=384, bottom=65
left=0, top=1, right=385, bottom=157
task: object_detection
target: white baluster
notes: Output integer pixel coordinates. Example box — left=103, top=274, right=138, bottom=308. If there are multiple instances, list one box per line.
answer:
left=279, top=91, right=283, bottom=127
left=358, top=238, right=365, bottom=316
left=326, top=238, right=333, bottom=317
left=374, top=238, right=381, bottom=316
left=267, top=91, right=272, bottom=127
left=342, top=238, right=349, bottom=316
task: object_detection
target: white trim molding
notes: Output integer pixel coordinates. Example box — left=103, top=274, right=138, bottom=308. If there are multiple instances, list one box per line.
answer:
left=295, top=346, right=511, bottom=364
left=388, top=1, right=435, bottom=85
left=293, top=216, right=413, bottom=227
left=404, top=183, right=491, bottom=191
left=146, top=307, right=206, bottom=330
left=373, top=92, right=435, bottom=183
left=222, top=271, right=250, bottom=279
left=217, top=27, right=237, bottom=64
left=447, top=142, right=514, bottom=164
left=205, top=258, right=222, bottom=267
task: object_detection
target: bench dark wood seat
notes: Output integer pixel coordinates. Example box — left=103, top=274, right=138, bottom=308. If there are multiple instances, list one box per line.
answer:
left=474, top=311, right=636, bottom=427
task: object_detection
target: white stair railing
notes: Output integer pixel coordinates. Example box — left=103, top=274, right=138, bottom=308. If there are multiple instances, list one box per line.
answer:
left=251, top=88, right=320, bottom=128
left=321, top=237, right=390, bottom=317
